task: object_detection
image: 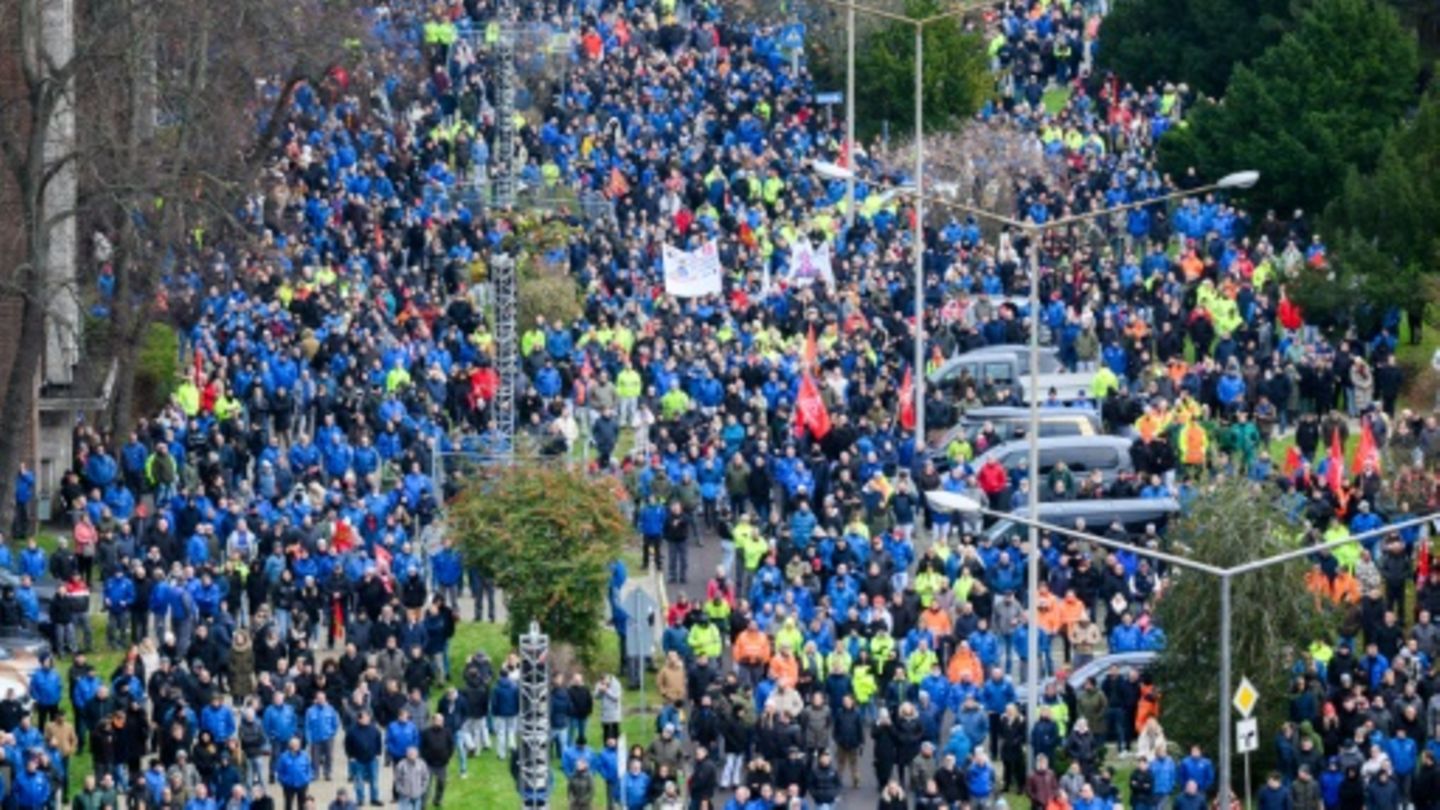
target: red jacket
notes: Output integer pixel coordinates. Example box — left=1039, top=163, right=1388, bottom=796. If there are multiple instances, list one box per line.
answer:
left=978, top=461, right=1008, bottom=496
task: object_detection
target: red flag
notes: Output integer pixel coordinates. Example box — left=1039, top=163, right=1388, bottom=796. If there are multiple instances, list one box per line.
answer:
left=1420, top=540, right=1432, bottom=585
left=794, top=374, right=832, bottom=439
left=1352, top=419, right=1381, bottom=474
left=374, top=543, right=393, bottom=573
left=193, top=349, right=205, bottom=384
left=1327, top=428, right=1348, bottom=511
left=804, top=323, right=818, bottom=371
left=837, top=138, right=850, bottom=169
left=1283, top=445, right=1302, bottom=476
left=332, top=519, right=356, bottom=553
left=899, top=367, right=916, bottom=431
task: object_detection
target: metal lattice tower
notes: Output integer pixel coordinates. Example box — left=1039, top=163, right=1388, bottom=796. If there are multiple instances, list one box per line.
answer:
left=517, top=621, right=551, bottom=808
left=493, top=2, right=518, bottom=210
left=491, top=251, right=517, bottom=460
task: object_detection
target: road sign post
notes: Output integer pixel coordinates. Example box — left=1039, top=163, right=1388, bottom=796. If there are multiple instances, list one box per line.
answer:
left=1234, top=677, right=1260, bottom=810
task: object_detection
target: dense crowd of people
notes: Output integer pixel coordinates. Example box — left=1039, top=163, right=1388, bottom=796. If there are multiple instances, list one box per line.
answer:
left=4, top=0, right=1440, bottom=809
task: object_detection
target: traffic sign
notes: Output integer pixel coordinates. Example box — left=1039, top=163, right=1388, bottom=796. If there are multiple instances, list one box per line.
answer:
left=1233, top=677, right=1259, bottom=717
left=1236, top=717, right=1259, bottom=753
left=815, top=92, right=843, bottom=105
left=779, top=24, right=806, bottom=51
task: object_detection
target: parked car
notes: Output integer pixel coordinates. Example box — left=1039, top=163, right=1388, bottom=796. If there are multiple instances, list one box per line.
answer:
left=983, top=498, right=1182, bottom=546
left=1016, top=650, right=1159, bottom=705
left=973, top=435, right=1137, bottom=491
left=929, top=346, right=1094, bottom=406
left=931, top=407, right=1101, bottom=467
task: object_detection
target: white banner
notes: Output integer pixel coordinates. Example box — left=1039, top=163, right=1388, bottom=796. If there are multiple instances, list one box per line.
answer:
left=787, top=240, right=835, bottom=290
left=662, top=241, right=723, bottom=298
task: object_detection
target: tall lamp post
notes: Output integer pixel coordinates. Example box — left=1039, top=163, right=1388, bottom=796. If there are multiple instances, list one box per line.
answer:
left=819, top=160, right=1260, bottom=763
left=823, top=0, right=990, bottom=453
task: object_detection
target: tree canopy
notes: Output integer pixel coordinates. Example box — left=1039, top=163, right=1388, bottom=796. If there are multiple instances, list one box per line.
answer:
left=1157, top=0, right=1419, bottom=218
left=449, top=464, right=628, bottom=662
left=1097, top=0, right=1302, bottom=98
left=1294, top=92, right=1440, bottom=340
left=853, top=0, right=991, bottom=138
left=1151, top=477, right=1336, bottom=780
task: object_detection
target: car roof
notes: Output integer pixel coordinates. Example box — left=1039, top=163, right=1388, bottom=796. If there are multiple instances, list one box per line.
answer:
left=1065, top=651, right=1158, bottom=689
left=960, top=406, right=1100, bottom=421
left=1009, top=498, right=1182, bottom=518
left=981, top=434, right=1133, bottom=457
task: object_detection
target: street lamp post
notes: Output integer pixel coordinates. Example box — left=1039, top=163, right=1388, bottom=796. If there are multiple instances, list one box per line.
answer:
left=1024, top=222, right=1042, bottom=759
left=845, top=2, right=855, bottom=229
left=824, top=0, right=987, bottom=454
left=913, top=22, right=926, bottom=449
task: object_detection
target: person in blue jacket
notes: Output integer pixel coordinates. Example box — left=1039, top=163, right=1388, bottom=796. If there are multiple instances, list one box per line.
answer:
left=262, top=692, right=299, bottom=781
left=200, top=694, right=237, bottom=744
left=103, top=566, right=136, bottom=648
left=18, top=541, right=45, bottom=582
left=1110, top=613, right=1144, bottom=653
left=385, top=708, right=419, bottom=767
left=430, top=540, right=463, bottom=605
left=490, top=671, right=521, bottom=760
left=304, top=691, right=341, bottom=782
left=12, top=754, right=48, bottom=810
left=276, top=737, right=313, bottom=810
left=1152, top=749, right=1180, bottom=805
left=621, top=757, right=651, bottom=809
left=27, top=656, right=61, bottom=730
left=966, top=750, right=996, bottom=805
left=1179, top=745, right=1216, bottom=795
left=638, top=495, right=667, bottom=572
left=13, top=463, right=35, bottom=539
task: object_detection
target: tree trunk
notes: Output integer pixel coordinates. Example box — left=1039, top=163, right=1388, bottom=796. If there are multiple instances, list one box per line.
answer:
left=106, top=221, right=142, bottom=437
left=108, top=333, right=138, bottom=438
left=1409, top=302, right=1425, bottom=345
left=0, top=299, right=47, bottom=533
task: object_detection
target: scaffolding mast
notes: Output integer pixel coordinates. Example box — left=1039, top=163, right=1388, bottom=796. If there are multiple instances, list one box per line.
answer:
left=493, top=0, right=518, bottom=210
left=491, top=251, right=517, bottom=461
left=517, top=621, right=551, bottom=807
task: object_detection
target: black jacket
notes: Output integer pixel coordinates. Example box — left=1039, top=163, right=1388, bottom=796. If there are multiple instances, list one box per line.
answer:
left=809, top=764, right=842, bottom=803
left=343, top=722, right=382, bottom=762
left=833, top=705, right=865, bottom=750
left=419, top=726, right=454, bottom=768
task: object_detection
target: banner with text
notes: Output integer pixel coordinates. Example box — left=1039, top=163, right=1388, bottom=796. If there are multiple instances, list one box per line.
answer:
left=663, top=241, right=723, bottom=298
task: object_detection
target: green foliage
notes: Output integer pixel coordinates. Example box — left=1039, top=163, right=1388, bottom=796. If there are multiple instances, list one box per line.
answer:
left=1098, top=0, right=1302, bottom=97
left=854, top=0, right=990, bottom=138
left=448, top=465, right=628, bottom=663
left=1158, top=0, right=1419, bottom=217
left=1297, top=92, right=1440, bottom=337
left=134, top=322, right=180, bottom=416
left=1152, top=478, right=1336, bottom=780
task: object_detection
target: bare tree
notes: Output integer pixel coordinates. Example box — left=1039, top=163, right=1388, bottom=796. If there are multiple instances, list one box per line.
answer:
left=873, top=119, right=1065, bottom=231
left=0, top=0, right=365, bottom=525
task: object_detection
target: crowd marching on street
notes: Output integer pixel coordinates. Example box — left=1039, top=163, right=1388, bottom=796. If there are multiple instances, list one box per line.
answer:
left=7, top=0, right=1440, bottom=809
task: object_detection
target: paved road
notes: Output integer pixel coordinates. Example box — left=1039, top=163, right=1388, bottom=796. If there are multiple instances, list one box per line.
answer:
left=660, top=526, right=892, bottom=809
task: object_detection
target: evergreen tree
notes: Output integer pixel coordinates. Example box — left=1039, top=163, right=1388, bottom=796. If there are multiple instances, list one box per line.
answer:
left=450, top=464, right=629, bottom=663
left=854, top=0, right=991, bottom=138
left=1158, top=0, right=1419, bottom=218
left=1152, top=477, right=1337, bottom=785
left=1098, top=0, right=1302, bottom=97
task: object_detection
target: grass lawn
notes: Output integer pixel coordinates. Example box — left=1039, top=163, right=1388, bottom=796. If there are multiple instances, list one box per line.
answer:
left=441, top=623, right=659, bottom=809
left=1394, top=308, right=1440, bottom=411
left=1042, top=85, right=1072, bottom=115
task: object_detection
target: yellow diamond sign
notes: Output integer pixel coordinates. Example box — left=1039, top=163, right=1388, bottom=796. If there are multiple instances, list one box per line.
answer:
left=1233, top=677, right=1259, bottom=718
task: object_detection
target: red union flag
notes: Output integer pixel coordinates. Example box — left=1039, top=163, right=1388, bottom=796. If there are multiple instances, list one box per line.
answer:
left=794, top=373, right=831, bottom=439
left=1352, top=419, right=1381, bottom=474
left=899, top=367, right=915, bottom=431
